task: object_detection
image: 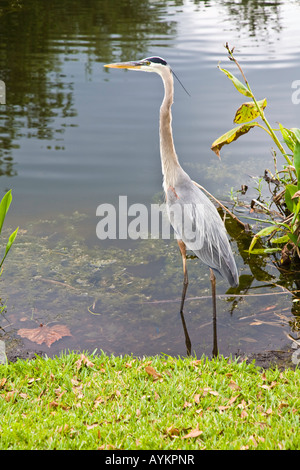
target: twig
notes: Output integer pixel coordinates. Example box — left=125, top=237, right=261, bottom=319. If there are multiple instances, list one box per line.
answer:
left=34, top=276, right=79, bottom=291
left=145, top=289, right=300, bottom=305
left=284, top=331, right=300, bottom=346
left=225, top=43, right=292, bottom=166
left=225, top=43, right=248, bottom=85
left=192, top=180, right=248, bottom=229
left=251, top=198, right=271, bottom=213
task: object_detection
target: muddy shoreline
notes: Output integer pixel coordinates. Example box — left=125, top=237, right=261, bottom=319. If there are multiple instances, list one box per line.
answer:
left=1, top=331, right=297, bottom=370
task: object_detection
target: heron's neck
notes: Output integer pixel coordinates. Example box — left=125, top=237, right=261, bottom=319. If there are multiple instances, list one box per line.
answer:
left=159, top=70, right=180, bottom=189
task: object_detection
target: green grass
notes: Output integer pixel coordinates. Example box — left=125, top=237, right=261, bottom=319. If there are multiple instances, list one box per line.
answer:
left=0, top=352, right=299, bottom=450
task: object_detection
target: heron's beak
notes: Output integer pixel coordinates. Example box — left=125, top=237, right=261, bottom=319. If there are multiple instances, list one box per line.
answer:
left=104, top=61, right=144, bottom=70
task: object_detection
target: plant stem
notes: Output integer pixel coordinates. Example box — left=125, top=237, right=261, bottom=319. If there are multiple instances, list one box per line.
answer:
left=226, top=44, right=293, bottom=166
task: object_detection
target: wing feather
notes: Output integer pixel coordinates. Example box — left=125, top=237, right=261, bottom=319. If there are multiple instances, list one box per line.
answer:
left=166, top=172, right=238, bottom=287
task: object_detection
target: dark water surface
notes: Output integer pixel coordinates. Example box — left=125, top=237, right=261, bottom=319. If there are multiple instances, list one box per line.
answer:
left=0, top=0, right=300, bottom=359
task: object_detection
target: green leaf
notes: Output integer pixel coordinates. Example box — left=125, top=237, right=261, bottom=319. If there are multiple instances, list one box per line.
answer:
left=293, top=140, right=300, bottom=189
left=287, top=231, right=299, bottom=246
left=218, top=65, right=252, bottom=97
left=291, top=199, right=300, bottom=226
left=278, top=124, right=296, bottom=152
left=248, top=247, right=281, bottom=254
left=291, top=127, right=300, bottom=143
left=248, top=224, right=279, bottom=254
left=0, top=227, right=18, bottom=269
left=234, top=98, right=267, bottom=124
left=211, top=122, right=260, bottom=158
left=270, top=234, right=290, bottom=244
left=0, top=190, right=12, bottom=234
left=285, top=184, right=298, bottom=213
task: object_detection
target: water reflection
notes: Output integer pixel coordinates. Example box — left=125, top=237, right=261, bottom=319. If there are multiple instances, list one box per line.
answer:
left=223, top=0, right=282, bottom=36
left=0, top=0, right=179, bottom=169
left=0, top=0, right=288, bottom=174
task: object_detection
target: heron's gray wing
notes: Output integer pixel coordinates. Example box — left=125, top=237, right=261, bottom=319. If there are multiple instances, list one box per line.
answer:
left=166, top=173, right=238, bottom=287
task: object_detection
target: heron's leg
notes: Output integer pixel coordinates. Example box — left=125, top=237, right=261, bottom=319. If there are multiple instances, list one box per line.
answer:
left=210, top=268, right=218, bottom=358
left=177, top=240, right=191, bottom=355
left=177, top=240, right=188, bottom=311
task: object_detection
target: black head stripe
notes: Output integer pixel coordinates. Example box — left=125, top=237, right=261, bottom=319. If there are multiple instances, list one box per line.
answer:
left=145, top=56, right=167, bottom=66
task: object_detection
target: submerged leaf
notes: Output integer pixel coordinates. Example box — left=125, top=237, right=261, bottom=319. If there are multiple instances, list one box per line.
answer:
left=211, top=122, right=260, bottom=158
left=234, top=98, right=267, bottom=124
left=18, top=324, right=72, bottom=348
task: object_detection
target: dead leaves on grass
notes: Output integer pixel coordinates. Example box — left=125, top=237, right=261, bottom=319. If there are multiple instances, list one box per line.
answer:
left=75, top=353, right=94, bottom=370
left=145, top=365, right=162, bottom=380
left=182, top=425, right=203, bottom=439
left=162, top=371, right=292, bottom=445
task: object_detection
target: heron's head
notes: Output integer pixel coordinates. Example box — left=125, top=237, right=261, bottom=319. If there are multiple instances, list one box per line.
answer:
left=104, top=56, right=190, bottom=96
left=104, top=56, right=170, bottom=75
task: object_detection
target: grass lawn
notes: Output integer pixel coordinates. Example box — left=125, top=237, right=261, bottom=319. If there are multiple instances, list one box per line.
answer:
left=0, top=351, right=299, bottom=450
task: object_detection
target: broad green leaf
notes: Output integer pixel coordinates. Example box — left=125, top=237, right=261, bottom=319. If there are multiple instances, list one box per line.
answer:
left=211, top=122, right=259, bottom=158
left=287, top=231, right=299, bottom=246
left=248, top=248, right=281, bottom=254
left=0, top=227, right=18, bottom=269
left=278, top=124, right=296, bottom=152
left=285, top=184, right=298, bottom=213
left=218, top=66, right=252, bottom=97
left=270, top=234, right=290, bottom=244
left=248, top=225, right=279, bottom=254
left=234, top=98, right=267, bottom=124
left=0, top=190, right=12, bottom=233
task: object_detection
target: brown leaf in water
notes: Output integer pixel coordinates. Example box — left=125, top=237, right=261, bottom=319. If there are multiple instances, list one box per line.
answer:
left=18, top=324, right=72, bottom=347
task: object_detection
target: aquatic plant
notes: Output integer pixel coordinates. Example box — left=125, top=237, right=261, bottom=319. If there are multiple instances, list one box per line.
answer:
left=0, top=190, right=18, bottom=272
left=212, top=44, right=300, bottom=267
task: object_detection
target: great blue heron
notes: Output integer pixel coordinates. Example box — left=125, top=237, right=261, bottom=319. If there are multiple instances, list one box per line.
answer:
left=104, top=56, right=239, bottom=356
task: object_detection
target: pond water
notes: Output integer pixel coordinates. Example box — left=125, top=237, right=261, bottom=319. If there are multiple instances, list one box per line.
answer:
left=0, top=0, right=300, bottom=359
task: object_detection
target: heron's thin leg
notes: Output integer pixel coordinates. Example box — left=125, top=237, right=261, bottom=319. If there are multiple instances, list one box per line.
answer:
left=178, top=240, right=188, bottom=312
left=210, top=268, right=218, bottom=358
left=177, top=240, right=191, bottom=355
